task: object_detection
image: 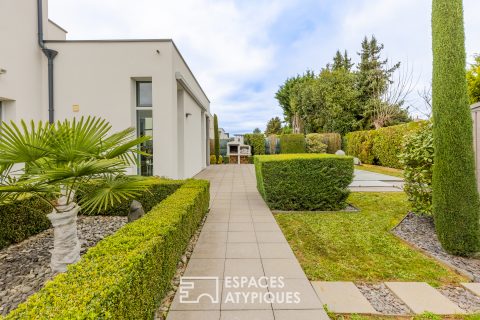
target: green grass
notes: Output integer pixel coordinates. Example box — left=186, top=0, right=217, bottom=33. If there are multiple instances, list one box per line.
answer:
left=275, top=192, right=466, bottom=286
left=355, top=164, right=404, bottom=178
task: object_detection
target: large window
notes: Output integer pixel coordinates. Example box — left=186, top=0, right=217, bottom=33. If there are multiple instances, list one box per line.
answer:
left=136, top=82, right=153, bottom=176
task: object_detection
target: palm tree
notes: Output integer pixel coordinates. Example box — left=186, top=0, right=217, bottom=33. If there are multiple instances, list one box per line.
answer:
left=0, top=117, right=155, bottom=272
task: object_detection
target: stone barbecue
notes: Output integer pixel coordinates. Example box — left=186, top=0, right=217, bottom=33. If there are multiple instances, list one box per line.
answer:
left=227, top=136, right=251, bottom=164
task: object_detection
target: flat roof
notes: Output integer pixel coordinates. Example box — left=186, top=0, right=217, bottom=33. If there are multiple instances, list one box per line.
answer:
left=48, top=19, right=68, bottom=33
left=44, top=39, right=210, bottom=103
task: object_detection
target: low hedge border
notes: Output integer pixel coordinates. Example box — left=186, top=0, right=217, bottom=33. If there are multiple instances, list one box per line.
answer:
left=255, top=154, right=354, bottom=211
left=5, top=179, right=210, bottom=319
left=80, top=179, right=184, bottom=216
left=0, top=179, right=182, bottom=250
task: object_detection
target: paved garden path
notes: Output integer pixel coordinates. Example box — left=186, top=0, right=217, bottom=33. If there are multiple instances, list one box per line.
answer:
left=351, top=169, right=404, bottom=192
left=167, top=164, right=329, bottom=320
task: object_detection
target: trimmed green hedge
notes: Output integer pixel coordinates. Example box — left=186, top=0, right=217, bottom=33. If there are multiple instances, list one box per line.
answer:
left=0, top=197, right=51, bottom=250
left=79, top=179, right=182, bottom=216
left=372, top=122, right=423, bottom=168
left=279, top=134, right=306, bottom=154
left=317, top=133, right=342, bottom=154
left=344, top=130, right=378, bottom=164
left=344, top=122, right=424, bottom=168
left=244, top=134, right=266, bottom=155
left=0, top=179, right=181, bottom=250
left=5, top=179, right=210, bottom=319
left=255, top=154, right=354, bottom=211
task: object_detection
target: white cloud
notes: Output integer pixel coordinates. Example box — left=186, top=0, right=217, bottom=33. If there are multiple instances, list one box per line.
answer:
left=48, top=0, right=480, bottom=133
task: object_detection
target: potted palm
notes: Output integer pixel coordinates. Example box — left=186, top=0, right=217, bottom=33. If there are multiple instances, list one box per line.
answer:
left=0, top=117, right=155, bottom=273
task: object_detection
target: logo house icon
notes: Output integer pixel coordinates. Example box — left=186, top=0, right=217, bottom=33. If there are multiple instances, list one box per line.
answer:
left=179, top=277, right=220, bottom=304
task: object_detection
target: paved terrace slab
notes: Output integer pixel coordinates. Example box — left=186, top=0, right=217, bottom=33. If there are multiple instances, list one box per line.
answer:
left=351, top=169, right=404, bottom=192
left=167, top=164, right=329, bottom=320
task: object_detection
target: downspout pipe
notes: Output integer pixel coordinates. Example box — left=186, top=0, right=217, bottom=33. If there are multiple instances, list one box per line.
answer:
left=37, top=0, right=58, bottom=124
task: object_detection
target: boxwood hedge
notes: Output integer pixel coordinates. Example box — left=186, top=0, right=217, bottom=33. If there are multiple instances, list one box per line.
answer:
left=79, top=179, right=182, bottom=216
left=279, top=134, right=306, bottom=154
left=255, top=154, right=354, bottom=211
left=5, top=179, right=210, bottom=319
left=0, top=197, right=51, bottom=250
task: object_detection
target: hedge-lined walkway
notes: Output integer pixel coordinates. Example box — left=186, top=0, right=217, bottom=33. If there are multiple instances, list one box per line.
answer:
left=167, top=164, right=329, bottom=320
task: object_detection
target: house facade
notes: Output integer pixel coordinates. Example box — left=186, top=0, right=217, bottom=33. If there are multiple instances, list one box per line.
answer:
left=0, top=0, right=210, bottom=179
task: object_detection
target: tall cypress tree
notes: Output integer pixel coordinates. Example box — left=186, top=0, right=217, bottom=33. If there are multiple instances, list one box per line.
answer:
left=432, top=0, right=480, bottom=255
left=213, top=114, right=220, bottom=164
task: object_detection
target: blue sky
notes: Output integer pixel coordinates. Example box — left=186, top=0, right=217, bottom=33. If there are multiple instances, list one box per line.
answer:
left=49, top=0, right=480, bottom=134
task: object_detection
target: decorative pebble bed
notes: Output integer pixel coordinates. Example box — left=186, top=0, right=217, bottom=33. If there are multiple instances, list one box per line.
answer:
left=356, top=283, right=411, bottom=315
left=0, top=216, right=127, bottom=316
left=393, top=213, right=480, bottom=281
left=438, top=285, right=480, bottom=313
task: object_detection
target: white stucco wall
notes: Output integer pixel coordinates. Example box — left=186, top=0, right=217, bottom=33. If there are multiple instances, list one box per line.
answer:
left=183, top=91, right=204, bottom=178
left=0, top=0, right=210, bottom=179
left=47, top=40, right=179, bottom=177
left=0, top=0, right=48, bottom=122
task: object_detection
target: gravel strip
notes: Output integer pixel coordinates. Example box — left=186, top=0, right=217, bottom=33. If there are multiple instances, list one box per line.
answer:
left=393, top=213, right=480, bottom=281
left=0, top=216, right=127, bottom=315
left=438, top=285, right=480, bottom=313
left=356, top=283, right=411, bottom=315
left=154, top=213, right=208, bottom=320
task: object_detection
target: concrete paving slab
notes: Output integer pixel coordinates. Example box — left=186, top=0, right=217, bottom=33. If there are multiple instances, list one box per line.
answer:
left=274, top=309, right=330, bottom=320
left=349, top=180, right=395, bottom=187
left=385, top=282, right=465, bottom=315
left=167, top=311, right=220, bottom=320
left=354, top=169, right=403, bottom=181
left=461, top=283, right=480, bottom=297
left=312, top=281, right=378, bottom=314
left=220, top=310, right=274, bottom=320
left=350, top=186, right=402, bottom=192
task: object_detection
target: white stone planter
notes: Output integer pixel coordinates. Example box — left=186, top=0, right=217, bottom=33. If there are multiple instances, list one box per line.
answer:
left=47, top=204, right=80, bottom=273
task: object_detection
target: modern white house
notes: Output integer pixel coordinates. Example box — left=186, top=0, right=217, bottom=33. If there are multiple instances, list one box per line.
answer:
left=0, top=0, right=211, bottom=179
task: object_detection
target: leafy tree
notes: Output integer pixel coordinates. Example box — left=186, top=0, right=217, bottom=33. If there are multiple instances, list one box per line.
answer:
left=310, top=67, right=361, bottom=135
left=265, top=117, right=283, bottom=135
left=275, top=71, right=315, bottom=133
left=432, top=0, right=480, bottom=255
left=213, top=114, right=220, bottom=163
left=253, top=128, right=262, bottom=134
left=467, top=54, right=480, bottom=104
left=0, top=117, right=155, bottom=272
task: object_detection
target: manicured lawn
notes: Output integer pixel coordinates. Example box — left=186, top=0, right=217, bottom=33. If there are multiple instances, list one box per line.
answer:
left=275, top=192, right=466, bottom=286
left=355, top=164, right=404, bottom=178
